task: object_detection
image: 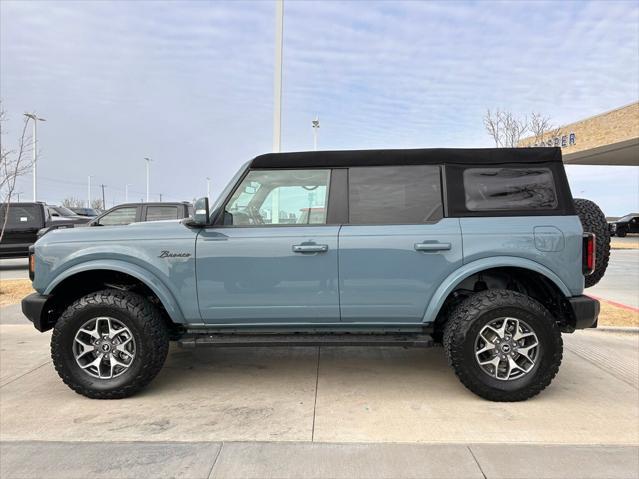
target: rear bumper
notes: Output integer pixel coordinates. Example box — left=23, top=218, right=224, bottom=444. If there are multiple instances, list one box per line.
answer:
left=21, top=293, right=53, bottom=332
left=567, top=295, right=600, bottom=330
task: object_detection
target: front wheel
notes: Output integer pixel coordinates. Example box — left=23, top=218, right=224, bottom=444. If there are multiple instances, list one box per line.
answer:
left=443, top=289, right=562, bottom=402
left=51, top=289, right=169, bottom=399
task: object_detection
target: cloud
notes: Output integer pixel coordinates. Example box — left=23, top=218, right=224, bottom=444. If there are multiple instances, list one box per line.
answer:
left=1, top=0, right=637, bottom=212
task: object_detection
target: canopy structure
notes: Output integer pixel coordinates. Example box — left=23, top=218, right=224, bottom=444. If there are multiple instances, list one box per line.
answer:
left=563, top=138, right=639, bottom=166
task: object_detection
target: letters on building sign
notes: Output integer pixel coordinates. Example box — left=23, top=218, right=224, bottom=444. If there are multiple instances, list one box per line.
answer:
left=530, top=132, right=576, bottom=148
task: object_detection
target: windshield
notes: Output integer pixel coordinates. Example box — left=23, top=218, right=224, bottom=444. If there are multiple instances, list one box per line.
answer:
left=209, top=161, right=251, bottom=216
left=52, top=206, right=79, bottom=216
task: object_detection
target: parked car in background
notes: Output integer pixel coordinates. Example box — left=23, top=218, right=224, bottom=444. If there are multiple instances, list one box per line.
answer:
left=46, top=205, right=91, bottom=224
left=69, top=207, right=99, bottom=217
left=0, top=203, right=77, bottom=258
left=609, top=213, right=639, bottom=237
left=87, top=202, right=192, bottom=226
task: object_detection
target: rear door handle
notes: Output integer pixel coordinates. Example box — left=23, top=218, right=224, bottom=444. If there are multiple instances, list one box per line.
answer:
left=293, top=244, right=329, bottom=253
left=414, top=242, right=451, bottom=252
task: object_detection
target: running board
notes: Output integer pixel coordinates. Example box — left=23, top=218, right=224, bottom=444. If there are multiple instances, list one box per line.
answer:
left=178, top=333, right=435, bottom=349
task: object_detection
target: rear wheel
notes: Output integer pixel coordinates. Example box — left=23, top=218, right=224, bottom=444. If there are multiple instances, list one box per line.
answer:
left=51, top=289, right=169, bottom=399
left=616, top=228, right=627, bottom=238
left=443, top=289, right=562, bottom=402
left=574, top=198, right=610, bottom=287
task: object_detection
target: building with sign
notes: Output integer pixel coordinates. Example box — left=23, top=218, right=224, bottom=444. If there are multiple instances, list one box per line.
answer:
left=519, top=102, right=638, bottom=166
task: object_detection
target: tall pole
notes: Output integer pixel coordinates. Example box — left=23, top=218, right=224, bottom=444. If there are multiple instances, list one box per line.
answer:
left=144, top=157, right=152, bottom=202
left=24, top=113, right=46, bottom=201
left=100, top=184, right=106, bottom=209
left=206, top=177, right=211, bottom=201
left=87, top=175, right=92, bottom=208
left=273, top=0, right=284, bottom=153
left=159, top=193, right=163, bottom=202
left=312, top=116, right=320, bottom=151
left=125, top=184, right=131, bottom=203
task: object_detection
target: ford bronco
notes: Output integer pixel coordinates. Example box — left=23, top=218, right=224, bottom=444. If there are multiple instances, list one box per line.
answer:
left=21, top=148, right=609, bottom=401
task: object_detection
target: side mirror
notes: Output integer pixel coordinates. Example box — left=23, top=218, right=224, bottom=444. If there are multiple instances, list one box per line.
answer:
left=192, top=197, right=210, bottom=226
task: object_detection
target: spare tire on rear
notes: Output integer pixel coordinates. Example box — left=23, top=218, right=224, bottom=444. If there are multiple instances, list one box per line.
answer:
left=574, top=198, right=610, bottom=288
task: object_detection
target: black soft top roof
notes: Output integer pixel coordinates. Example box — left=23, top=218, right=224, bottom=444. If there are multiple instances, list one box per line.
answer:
left=250, top=147, right=563, bottom=169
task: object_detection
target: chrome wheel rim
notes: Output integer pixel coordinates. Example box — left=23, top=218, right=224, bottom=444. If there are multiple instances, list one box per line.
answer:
left=474, top=317, right=539, bottom=381
left=73, top=317, right=136, bottom=379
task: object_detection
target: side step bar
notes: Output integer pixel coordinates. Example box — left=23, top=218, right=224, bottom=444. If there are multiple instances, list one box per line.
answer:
left=178, top=333, right=435, bottom=349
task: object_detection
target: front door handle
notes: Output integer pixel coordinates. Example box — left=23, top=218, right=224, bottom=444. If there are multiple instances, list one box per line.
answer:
left=414, top=242, right=451, bottom=252
left=292, top=244, right=329, bottom=253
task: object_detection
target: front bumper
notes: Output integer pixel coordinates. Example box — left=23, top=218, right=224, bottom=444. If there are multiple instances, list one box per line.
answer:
left=567, top=295, right=600, bottom=330
left=21, top=293, right=53, bottom=332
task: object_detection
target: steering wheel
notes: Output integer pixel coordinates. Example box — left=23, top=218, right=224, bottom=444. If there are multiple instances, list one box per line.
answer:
left=247, top=204, right=264, bottom=225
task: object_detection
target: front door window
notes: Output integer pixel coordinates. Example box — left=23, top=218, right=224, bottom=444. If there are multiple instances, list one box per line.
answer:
left=224, top=169, right=330, bottom=226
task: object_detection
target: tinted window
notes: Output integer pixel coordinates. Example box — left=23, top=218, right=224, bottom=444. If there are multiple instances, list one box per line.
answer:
left=348, top=166, right=442, bottom=224
left=0, top=205, right=42, bottom=228
left=225, top=169, right=330, bottom=226
left=98, top=207, right=137, bottom=226
left=464, top=168, right=557, bottom=211
left=145, top=206, right=179, bottom=221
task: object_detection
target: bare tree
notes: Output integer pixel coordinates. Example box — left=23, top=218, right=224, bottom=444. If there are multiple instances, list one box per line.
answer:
left=485, top=109, right=562, bottom=148
left=484, top=109, right=528, bottom=148
left=91, top=198, right=104, bottom=210
left=61, top=197, right=85, bottom=208
left=0, top=104, right=32, bottom=243
left=529, top=112, right=561, bottom=146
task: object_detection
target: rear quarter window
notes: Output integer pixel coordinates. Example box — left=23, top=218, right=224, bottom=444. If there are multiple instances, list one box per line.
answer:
left=463, top=167, right=558, bottom=212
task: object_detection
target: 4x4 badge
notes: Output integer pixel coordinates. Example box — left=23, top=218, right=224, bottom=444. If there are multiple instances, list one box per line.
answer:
left=158, top=250, right=191, bottom=258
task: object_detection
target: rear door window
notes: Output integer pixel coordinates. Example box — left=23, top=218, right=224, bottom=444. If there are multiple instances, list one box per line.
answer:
left=463, top=167, right=558, bottom=211
left=348, top=165, right=443, bottom=224
left=145, top=206, right=179, bottom=221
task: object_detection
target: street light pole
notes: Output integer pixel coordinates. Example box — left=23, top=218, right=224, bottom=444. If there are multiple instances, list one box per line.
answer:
left=206, top=177, right=211, bottom=202
left=273, top=0, right=284, bottom=153
left=312, top=116, right=320, bottom=151
left=144, top=157, right=152, bottom=202
left=24, top=113, right=46, bottom=201
left=125, top=184, right=131, bottom=203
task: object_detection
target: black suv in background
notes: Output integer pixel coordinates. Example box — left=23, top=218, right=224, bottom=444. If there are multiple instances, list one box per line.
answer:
left=0, top=203, right=78, bottom=258
left=609, top=214, right=639, bottom=237
left=87, top=202, right=192, bottom=226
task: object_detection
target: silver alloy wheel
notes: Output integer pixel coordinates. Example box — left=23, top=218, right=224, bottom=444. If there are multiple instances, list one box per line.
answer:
left=474, top=317, right=539, bottom=381
left=73, top=317, right=136, bottom=379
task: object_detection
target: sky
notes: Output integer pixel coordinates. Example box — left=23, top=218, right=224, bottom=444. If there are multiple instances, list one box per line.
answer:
left=1, top=0, right=638, bottom=215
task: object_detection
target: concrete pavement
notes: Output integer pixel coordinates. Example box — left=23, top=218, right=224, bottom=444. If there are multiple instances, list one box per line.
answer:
left=1, top=441, right=637, bottom=479
left=588, top=249, right=639, bottom=309
left=0, top=258, right=28, bottom=280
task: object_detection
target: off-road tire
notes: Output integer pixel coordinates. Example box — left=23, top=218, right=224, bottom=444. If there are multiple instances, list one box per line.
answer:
left=616, top=229, right=627, bottom=238
left=574, top=198, right=610, bottom=288
left=443, top=289, right=562, bottom=402
left=51, top=289, right=169, bottom=399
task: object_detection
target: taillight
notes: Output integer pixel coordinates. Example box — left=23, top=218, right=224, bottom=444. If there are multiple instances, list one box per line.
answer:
left=28, top=246, right=35, bottom=281
left=582, top=233, right=596, bottom=276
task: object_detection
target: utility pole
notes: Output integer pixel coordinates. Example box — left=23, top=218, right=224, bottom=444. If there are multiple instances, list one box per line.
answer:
left=87, top=175, right=93, bottom=208
left=144, top=157, right=152, bottom=202
left=100, top=184, right=106, bottom=209
left=206, top=177, right=211, bottom=201
left=312, top=116, right=320, bottom=151
left=24, top=113, right=46, bottom=201
left=159, top=193, right=163, bottom=202
left=125, top=184, right=131, bottom=203
left=273, top=0, right=284, bottom=153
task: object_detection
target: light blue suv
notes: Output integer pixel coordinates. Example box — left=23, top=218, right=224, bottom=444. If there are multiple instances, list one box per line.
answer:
left=22, top=148, right=609, bottom=401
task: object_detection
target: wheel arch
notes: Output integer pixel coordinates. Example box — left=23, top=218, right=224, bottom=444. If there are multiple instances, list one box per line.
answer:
left=423, top=256, right=572, bottom=325
left=44, top=260, right=186, bottom=324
